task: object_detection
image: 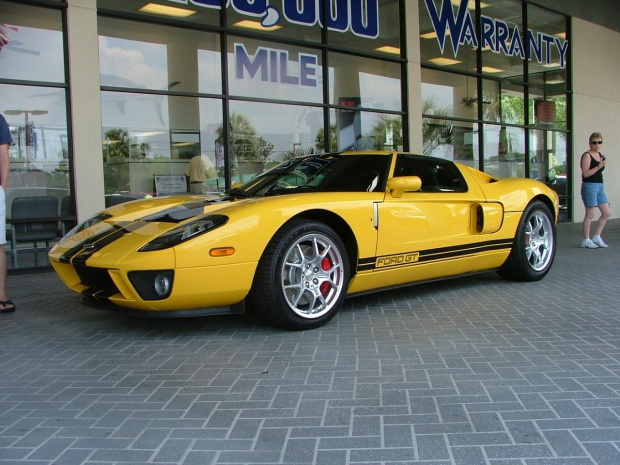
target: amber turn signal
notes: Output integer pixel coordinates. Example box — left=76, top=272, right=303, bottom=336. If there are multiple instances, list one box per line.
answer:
left=210, top=247, right=235, bottom=257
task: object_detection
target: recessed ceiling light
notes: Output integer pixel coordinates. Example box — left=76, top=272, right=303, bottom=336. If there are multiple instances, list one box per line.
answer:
left=481, top=66, right=503, bottom=73
left=542, top=62, right=561, bottom=68
left=555, top=32, right=566, bottom=39
left=375, top=46, right=400, bottom=55
left=429, top=57, right=461, bottom=66
left=451, top=0, right=489, bottom=10
left=234, top=20, right=282, bottom=31
left=421, top=30, right=450, bottom=39
left=139, top=3, right=196, bottom=18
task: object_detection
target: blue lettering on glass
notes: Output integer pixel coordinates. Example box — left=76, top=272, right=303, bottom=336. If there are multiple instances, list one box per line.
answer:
left=235, top=44, right=268, bottom=80
left=235, top=43, right=317, bottom=87
left=527, top=30, right=542, bottom=63
left=169, top=0, right=380, bottom=39
left=350, top=0, right=379, bottom=38
left=424, top=0, right=569, bottom=68
left=186, top=0, right=223, bottom=8
left=231, top=0, right=267, bottom=17
left=458, top=11, right=477, bottom=48
left=481, top=16, right=496, bottom=52
left=508, top=27, right=525, bottom=59
left=320, top=0, right=349, bottom=32
left=299, top=54, right=317, bottom=86
left=495, top=20, right=510, bottom=55
left=283, top=0, right=317, bottom=26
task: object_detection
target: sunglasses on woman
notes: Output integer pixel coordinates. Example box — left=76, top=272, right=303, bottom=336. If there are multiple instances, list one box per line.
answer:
left=590, top=141, right=603, bottom=145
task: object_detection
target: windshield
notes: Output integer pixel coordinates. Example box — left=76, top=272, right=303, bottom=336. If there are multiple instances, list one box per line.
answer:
left=227, top=153, right=391, bottom=198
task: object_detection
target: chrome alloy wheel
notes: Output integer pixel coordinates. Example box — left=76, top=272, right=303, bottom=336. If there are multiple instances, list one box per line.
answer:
left=524, top=210, right=554, bottom=271
left=280, top=233, right=346, bottom=319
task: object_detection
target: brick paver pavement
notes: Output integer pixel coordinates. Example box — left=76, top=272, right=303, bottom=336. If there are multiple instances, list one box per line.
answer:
left=1, top=220, right=619, bottom=465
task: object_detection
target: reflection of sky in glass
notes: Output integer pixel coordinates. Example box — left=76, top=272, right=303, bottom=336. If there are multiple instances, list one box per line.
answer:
left=231, top=101, right=323, bottom=157
left=101, top=92, right=170, bottom=130
left=0, top=24, right=64, bottom=82
left=422, top=83, right=453, bottom=109
left=359, top=73, right=401, bottom=111
left=99, top=37, right=168, bottom=90
left=1, top=84, right=67, bottom=163
left=101, top=92, right=224, bottom=160
left=198, top=49, right=222, bottom=94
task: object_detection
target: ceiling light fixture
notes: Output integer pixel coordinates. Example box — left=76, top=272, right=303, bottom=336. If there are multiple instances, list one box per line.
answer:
left=139, top=3, right=196, bottom=18
left=429, top=57, right=461, bottom=66
left=234, top=20, right=282, bottom=31
left=481, top=66, right=503, bottom=73
left=375, top=45, right=400, bottom=55
left=450, top=0, right=489, bottom=10
left=421, top=30, right=450, bottom=39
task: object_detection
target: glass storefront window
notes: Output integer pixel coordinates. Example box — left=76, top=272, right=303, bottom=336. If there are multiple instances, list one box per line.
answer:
left=327, top=0, right=401, bottom=55
left=2, top=84, right=70, bottom=196
left=500, top=83, right=526, bottom=125
left=227, top=100, right=324, bottom=182
left=227, top=0, right=321, bottom=43
left=423, top=117, right=479, bottom=168
left=97, top=0, right=220, bottom=27
left=419, top=0, right=478, bottom=74
left=483, top=124, right=525, bottom=178
left=422, top=69, right=477, bottom=120
left=101, top=92, right=223, bottom=195
left=529, top=128, right=568, bottom=218
left=98, top=18, right=222, bottom=95
left=330, top=52, right=401, bottom=112
left=227, top=37, right=323, bottom=103
left=0, top=2, right=65, bottom=83
left=1, top=82, right=71, bottom=270
left=528, top=90, right=567, bottom=130
left=527, top=4, right=568, bottom=92
left=479, top=0, right=524, bottom=79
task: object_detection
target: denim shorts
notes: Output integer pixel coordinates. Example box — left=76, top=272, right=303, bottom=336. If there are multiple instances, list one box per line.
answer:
left=581, top=182, right=608, bottom=207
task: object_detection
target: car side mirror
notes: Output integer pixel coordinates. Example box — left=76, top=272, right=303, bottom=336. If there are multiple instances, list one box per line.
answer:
left=386, top=176, right=422, bottom=198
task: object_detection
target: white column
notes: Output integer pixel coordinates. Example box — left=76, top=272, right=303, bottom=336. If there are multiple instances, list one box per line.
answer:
left=406, top=0, right=424, bottom=154
left=67, top=0, right=105, bottom=221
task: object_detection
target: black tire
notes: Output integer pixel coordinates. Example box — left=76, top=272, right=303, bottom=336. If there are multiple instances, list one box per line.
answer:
left=250, top=219, right=350, bottom=330
left=498, top=200, right=556, bottom=281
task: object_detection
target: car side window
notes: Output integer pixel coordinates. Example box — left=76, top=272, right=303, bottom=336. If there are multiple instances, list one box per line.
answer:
left=394, top=155, right=467, bottom=193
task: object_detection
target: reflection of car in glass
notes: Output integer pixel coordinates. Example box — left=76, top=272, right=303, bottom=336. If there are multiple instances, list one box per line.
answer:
left=545, top=168, right=567, bottom=215
left=49, top=151, right=559, bottom=330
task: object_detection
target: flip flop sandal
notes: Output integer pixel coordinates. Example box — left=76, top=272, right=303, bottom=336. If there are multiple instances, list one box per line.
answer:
left=0, top=300, right=16, bottom=313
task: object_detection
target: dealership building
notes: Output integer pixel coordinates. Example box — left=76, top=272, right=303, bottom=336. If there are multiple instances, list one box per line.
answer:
left=1, top=0, right=619, bottom=272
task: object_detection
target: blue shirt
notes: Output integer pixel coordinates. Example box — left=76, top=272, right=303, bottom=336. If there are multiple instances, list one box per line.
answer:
left=0, top=114, right=13, bottom=146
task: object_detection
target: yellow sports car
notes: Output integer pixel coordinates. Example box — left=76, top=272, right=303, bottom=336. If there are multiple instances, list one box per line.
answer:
left=50, top=151, right=559, bottom=330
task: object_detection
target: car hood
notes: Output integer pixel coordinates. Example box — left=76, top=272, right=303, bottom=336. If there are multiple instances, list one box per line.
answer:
left=100, top=194, right=249, bottom=224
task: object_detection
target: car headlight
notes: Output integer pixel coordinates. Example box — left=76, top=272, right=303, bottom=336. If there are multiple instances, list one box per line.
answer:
left=139, top=215, right=228, bottom=251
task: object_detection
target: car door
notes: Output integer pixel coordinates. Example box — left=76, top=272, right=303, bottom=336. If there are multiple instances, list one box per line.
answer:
left=373, top=154, right=486, bottom=287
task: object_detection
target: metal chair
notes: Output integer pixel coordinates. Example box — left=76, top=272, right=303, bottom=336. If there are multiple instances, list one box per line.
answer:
left=9, top=196, right=60, bottom=269
left=59, top=195, right=76, bottom=236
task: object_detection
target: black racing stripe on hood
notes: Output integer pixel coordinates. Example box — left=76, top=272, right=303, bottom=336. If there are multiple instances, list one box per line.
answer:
left=59, top=221, right=145, bottom=263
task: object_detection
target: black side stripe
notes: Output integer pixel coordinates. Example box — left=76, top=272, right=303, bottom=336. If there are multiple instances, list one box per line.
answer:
left=357, top=238, right=514, bottom=272
left=59, top=221, right=145, bottom=263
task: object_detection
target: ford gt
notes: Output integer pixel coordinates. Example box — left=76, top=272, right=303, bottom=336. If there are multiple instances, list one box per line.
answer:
left=49, top=151, right=558, bottom=329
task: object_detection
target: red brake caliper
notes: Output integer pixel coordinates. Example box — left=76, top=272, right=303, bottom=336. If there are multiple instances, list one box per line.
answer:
left=320, top=256, right=331, bottom=296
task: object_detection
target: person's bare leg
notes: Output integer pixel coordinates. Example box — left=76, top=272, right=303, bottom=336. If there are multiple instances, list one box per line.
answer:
left=582, top=206, right=596, bottom=239
left=593, top=203, right=611, bottom=236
